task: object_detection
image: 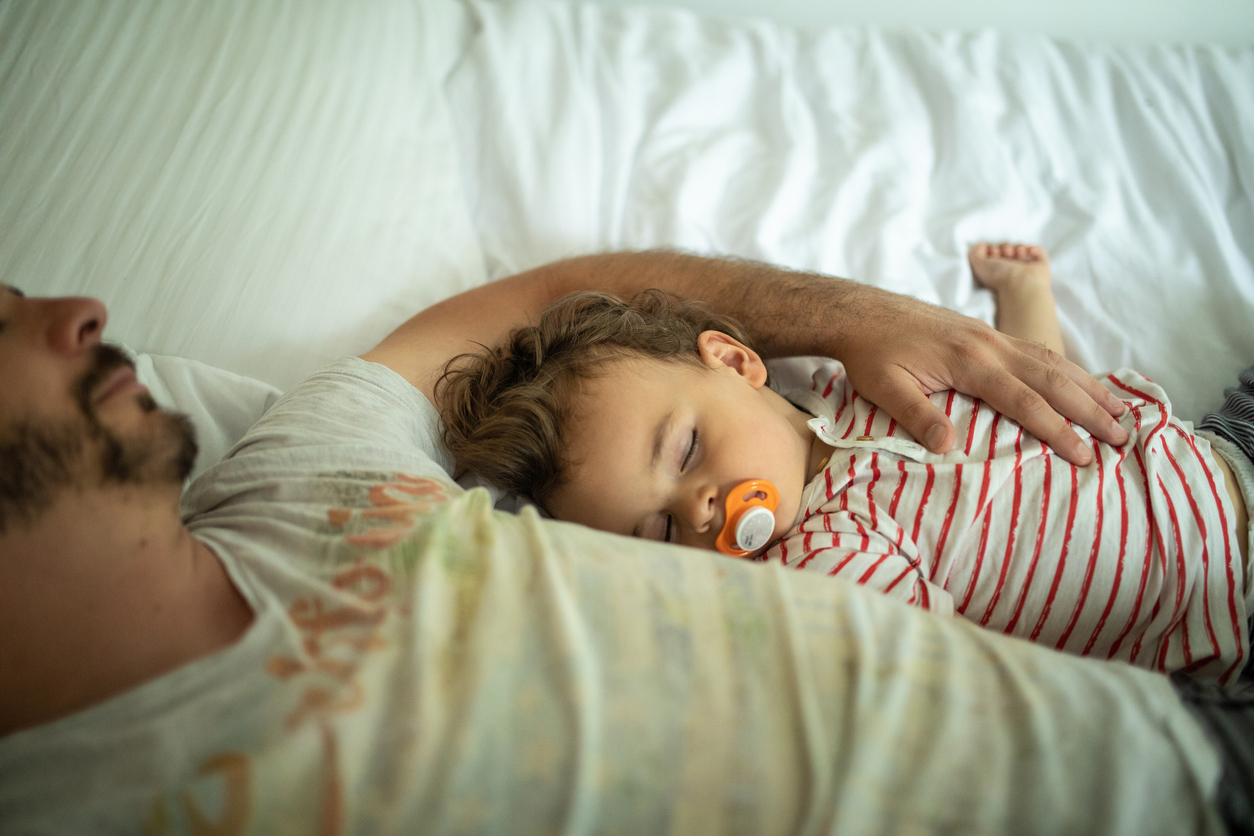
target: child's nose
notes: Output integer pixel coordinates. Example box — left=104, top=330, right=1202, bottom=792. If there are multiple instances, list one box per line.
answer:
left=682, top=486, right=719, bottom=534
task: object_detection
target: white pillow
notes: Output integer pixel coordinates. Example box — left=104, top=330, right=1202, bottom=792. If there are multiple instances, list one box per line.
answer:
left=0, top=0, right=486, bottom=391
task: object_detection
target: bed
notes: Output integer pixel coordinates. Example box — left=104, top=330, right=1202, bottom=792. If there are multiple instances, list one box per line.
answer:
left=2, top=1, right=1251, bottom=830
left=3, top=0, right=1250, bottom=480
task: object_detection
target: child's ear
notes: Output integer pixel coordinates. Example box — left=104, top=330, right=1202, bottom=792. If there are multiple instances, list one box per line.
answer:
left=697, top=331, right=768, bottom=388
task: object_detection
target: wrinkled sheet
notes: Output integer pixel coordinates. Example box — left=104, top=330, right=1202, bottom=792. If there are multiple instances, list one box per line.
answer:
left=449, top=0, right=1254, bottom=420
left=0, top=0, right=485, bottom=391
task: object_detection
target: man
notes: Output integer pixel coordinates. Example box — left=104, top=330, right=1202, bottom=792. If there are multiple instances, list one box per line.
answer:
left=0, top=253, right=1233, bottom=834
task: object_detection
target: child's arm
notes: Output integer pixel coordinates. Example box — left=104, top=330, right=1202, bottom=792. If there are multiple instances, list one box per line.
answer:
left=969, top=243, right=1066, bottom=359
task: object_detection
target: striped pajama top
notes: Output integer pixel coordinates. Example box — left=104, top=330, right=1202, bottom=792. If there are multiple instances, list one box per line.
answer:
left=766, top=359, right=1249, bottom=682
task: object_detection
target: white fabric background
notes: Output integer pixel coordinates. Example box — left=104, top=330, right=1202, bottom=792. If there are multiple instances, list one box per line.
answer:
left=566, top=0, right=1254, bottom=48
left=449, top=0, right=1254, bottom=422
left=0, top=0, right=486, bottom=391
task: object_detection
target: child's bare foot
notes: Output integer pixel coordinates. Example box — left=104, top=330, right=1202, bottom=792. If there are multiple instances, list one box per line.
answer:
left=969, top=243, right=1052, bottom=293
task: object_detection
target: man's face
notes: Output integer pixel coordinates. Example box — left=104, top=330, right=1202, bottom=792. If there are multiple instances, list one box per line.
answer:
left=0, top=285, right=197, bottom=533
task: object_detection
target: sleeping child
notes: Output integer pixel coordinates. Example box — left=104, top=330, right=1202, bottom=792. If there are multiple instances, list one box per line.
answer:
left=438, top=244, right=1254, bottom=683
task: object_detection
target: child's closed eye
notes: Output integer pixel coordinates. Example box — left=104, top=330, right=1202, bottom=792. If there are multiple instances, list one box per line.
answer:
left=642, top=513, right=675, bottom=542
left=680, top=429, right=698, bottom=471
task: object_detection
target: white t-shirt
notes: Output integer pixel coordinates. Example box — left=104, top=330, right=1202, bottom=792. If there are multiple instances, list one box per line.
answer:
left=0, top=357, right=1228, bottom=834
left=774, top=359, right=1249, bottom=683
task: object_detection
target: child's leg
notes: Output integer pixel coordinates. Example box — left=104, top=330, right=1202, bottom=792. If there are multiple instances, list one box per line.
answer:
left=1201, top=366, right=1254, bottom=464
left=969, top=243, right=1066, bottom=358
left=1199, top=366, right=1254, bottom=679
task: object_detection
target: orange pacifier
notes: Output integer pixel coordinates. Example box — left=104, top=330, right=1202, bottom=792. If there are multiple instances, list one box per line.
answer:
left=715, top=479, right=781, bottom=557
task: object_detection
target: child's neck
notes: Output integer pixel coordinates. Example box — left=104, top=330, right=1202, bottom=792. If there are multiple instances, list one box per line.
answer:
left=780, top=396, right=837, bottom=486
left=807, top=433, right=838, bottom=484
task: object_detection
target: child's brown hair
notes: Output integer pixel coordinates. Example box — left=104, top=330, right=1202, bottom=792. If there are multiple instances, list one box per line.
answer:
left=438, top=289, right=753, bottom=513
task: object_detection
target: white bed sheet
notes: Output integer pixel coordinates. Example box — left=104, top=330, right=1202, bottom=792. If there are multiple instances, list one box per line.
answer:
left=449, top=0, right=1254, bottom=422
left=2, top=0, right=1251, bottom=467
left=0, top=0, right=486, bottom=392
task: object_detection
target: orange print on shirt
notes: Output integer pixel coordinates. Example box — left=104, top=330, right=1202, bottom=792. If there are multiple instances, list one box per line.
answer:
left=151, top=472, right=439, bottom=835
left=267, top=561, right=393, bottom=729
left=259, top=560, right=397, bottom=836
left=327, top=473, right=449, bottom=549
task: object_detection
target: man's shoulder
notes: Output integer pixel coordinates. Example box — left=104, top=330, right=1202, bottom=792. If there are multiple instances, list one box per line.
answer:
left=281, top=355, right=433, bottom=415
left=180, top=356, right=458, bottom=526
left=232, top=356, right=452, bottom=469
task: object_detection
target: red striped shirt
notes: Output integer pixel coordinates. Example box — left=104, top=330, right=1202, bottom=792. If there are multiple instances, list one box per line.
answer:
left=767, top=360, right=1248, bottom=682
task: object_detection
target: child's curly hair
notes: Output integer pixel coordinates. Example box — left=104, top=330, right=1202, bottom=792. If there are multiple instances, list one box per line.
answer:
left=437, top=289, right=754, bottom=513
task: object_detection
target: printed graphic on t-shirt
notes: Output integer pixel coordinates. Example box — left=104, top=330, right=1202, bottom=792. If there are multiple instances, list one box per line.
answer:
left=324, top=471, right=450, bottom=548
left=146, top=470, right=450, bottom=835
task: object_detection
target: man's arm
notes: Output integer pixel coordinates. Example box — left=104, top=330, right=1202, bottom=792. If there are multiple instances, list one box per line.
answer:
left=362, top=250, right=1127, bottom=466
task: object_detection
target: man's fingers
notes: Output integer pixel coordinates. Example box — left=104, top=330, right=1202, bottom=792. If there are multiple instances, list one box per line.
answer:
left=837, top=303, right=1130, bottom=467
left=978, top=374, right=1096, bottom=465
left=1007, top=343, right=1130, bottom=447
left=1016, top=340, right=1128, bottom=421
left=862, top=344, right=1130, bottom=468
left=858, top=368, right=958, bottom=455
left=972, top=362, right=1132, bottom=467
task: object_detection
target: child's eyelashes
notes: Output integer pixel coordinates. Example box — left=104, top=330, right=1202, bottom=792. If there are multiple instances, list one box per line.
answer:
left=644, top=513, right=675, bottom=543
left=647, top=429, right=696, bottom=542
left=680, top=428, right=698, bottom=471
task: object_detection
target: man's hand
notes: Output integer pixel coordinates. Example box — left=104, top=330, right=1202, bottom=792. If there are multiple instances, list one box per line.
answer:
left=831, top=287, right=1128, bottom=466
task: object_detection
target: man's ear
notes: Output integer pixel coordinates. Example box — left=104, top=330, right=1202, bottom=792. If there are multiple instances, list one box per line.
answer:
left=697, top=331, right=768, bottom=388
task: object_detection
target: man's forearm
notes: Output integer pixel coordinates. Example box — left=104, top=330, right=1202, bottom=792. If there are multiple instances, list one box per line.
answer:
left=488, top=250, right=1129, bottom=463
left=367, top=248, right=1127, bottom=464
left=364, top=249, right=868, bottom=399
left=530, top=250, right=871, bottom=361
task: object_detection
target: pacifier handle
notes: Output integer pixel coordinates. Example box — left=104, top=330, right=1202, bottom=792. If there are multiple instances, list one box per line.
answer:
left=715, top=479, right=781, bottom=557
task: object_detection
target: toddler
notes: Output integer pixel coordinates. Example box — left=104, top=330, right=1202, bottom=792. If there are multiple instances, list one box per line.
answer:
left=440, top=245, right=1254, bottom=682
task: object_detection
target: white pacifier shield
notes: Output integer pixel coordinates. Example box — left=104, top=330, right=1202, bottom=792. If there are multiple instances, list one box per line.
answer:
left=735, top=506, right=776, bottom=551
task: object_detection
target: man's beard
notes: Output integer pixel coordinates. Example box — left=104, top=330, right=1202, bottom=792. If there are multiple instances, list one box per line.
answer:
left=0, top=344, right=198, bottom=533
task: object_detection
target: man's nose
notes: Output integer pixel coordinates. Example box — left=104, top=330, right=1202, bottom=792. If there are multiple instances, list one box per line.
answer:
left=40, top=296, right=108, bottom=356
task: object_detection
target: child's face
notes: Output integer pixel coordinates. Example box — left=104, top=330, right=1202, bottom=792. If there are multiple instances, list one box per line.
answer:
left=547, top=331, right=816, bottom=555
